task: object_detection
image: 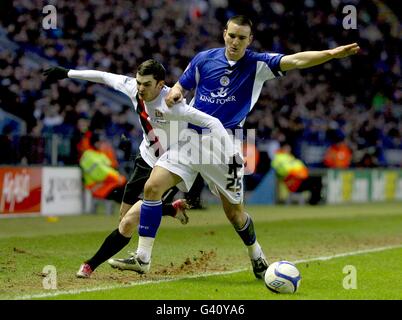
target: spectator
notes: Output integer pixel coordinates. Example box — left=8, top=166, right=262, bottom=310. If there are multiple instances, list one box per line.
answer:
left=271, top=144, right=322, bottom=205
left=323, top=130, right=352, bottom=168
left=0, top=124, right=17, bottom=164
left=79, top=132, right=126, bottom=202
left=0, top=0, right=399, bottom=172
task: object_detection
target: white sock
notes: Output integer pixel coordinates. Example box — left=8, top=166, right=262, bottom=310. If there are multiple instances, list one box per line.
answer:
left=247, top=241, right=263, bottom=260
left=136, top=236, right=154, bottom=263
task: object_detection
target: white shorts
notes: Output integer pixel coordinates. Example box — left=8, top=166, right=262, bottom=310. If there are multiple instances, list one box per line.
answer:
left=155, top=135, right=244, bottom=204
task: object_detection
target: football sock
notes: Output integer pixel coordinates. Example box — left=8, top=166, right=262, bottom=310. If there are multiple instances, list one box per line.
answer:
left=86, top=228, right=131, bottom=270
left=235, top=213, right=256, bottom=245
left=247, top=240, right=263, bottom=260
left=137, top=199, right=162, bottom=262
left=234, top=214, right=263, bottom=260
left=136, top=236, right=155, bottom=263
left=161, top=203, right=176, bottom=217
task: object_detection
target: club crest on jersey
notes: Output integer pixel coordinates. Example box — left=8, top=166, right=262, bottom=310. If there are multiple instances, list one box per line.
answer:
left=152, top=110, right=166, bottom=123
left=155, top=110, right=163, bottom=118
left=220, top=76, right=230, bottom=87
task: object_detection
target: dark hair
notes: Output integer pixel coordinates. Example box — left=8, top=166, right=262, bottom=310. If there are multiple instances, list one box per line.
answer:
left=225, top=15, right=253, bottom=35
left=137, top=59, right=166, bottom=82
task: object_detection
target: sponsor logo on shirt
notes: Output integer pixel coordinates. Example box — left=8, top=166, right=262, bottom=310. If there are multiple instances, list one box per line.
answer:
left=200, top=87, right=236, bottom=105
left=211, top=87, right=229, bottom=98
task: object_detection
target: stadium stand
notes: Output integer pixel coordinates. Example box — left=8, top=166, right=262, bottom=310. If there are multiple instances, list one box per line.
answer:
left=0, top=0, right=400, bottom=178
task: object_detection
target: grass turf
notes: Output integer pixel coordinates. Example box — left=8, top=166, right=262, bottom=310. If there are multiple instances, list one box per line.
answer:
left=0, top=202, right=401, bottom=300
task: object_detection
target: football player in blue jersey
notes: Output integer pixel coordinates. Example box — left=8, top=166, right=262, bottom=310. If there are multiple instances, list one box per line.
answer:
left=109, top=15, right=359, bottom=279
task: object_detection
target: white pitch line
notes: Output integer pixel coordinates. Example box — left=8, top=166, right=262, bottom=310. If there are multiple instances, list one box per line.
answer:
left=14, top=268, right=247, bottom=300
left=293, top=243, right=402, bottom=263
left=14, top=243, right=402, bottom=300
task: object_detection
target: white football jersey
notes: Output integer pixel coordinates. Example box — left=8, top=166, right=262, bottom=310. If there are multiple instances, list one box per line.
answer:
left=68, top=70, right=233, bottom=167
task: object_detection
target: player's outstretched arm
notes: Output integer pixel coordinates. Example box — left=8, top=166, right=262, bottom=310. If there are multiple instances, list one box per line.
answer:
left=280, top=43, right=360, bottom=72
left=66, top=69, right=126, bottom=87
left=43, top=66, right=109, bottom=84
left=43, top=66, right=134, bottom=96
left=165, top=82, right=185, bottom=108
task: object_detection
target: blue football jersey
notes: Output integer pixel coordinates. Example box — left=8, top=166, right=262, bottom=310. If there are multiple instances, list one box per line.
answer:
left=179, top=48, right=285, bottom=129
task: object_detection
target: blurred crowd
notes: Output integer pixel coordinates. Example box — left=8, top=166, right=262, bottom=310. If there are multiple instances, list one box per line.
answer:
left=0, top=0, right=400, bottom=168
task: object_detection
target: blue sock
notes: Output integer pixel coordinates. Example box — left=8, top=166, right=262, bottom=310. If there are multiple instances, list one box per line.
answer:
left=235, top=214, right=256, bottom=246
left=138, top=200, right=163, bottom=238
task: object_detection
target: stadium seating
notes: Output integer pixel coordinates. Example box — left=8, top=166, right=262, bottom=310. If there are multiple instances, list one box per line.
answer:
left=0, top=0, right=400, bottom=171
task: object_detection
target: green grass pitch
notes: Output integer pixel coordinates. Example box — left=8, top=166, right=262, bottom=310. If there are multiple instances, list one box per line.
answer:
left=0, top=202, right=401, bottom=300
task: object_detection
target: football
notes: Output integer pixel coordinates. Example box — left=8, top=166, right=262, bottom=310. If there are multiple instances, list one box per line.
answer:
left=264, top=261, right=301, bottom=294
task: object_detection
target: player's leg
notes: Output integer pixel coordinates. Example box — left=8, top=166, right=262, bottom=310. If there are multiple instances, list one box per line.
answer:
left=105, top=186, right=125, bottom=203
left=76, top=155, right=153, bottom=277
left=118, top=200, right=141, bottom=236
left=185, top=173, right=206, bottom=209
left=136, top=166, right=183, bottom=264
left=121, top=156, right=186, bottom=222
left=218, top=192, right=268, bottom=279
left=107, top=197, right=189, bottom=271
left=196, top=142, right=268, bottom=279
left=77, top=156, right=151, bottom=278
left=118, top=197, right=189, bottom=238
left=107, top=143, right=200, bottom=272
left=119, top=202, right=133, bottom=222
left=303, top=176, right=322, bottom=205
left=77, top=156, right=188, bottom=278
left=108, top=165, right=183, bottom=273
left=76, top=202, right=134, bottom=278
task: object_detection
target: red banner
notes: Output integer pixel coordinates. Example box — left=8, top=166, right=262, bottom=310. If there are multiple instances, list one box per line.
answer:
left=0, top=167, right=42, bottom=214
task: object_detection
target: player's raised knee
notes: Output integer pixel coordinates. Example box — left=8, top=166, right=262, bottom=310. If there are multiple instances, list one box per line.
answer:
left=144, top=179, right=164, bottom=200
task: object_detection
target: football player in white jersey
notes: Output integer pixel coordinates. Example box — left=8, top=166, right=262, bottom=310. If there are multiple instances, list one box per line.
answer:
left=110, top=15, right=359, bottom=279
left=43, top=59, right=234, bottom=278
